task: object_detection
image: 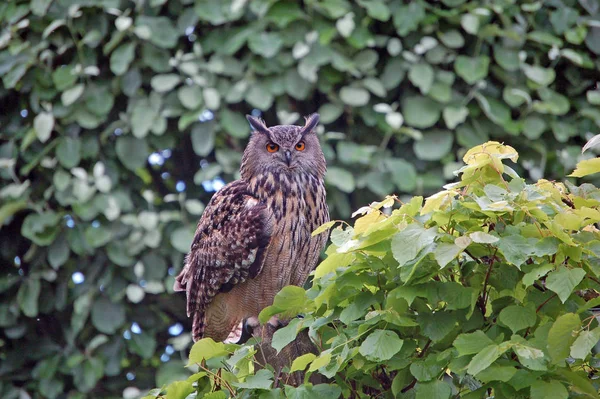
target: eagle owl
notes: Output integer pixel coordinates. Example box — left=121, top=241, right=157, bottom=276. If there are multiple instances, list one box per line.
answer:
left=174, top=113, right=329, bottom=342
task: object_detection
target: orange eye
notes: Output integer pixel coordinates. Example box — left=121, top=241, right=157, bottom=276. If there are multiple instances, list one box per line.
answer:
left=266, top=143, right=279, bottom=153
left=295, top=141, right=305, bottom=151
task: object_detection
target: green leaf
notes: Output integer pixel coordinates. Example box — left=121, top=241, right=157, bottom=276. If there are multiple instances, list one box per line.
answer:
left=477, top=365, right=517, bottom=383
left=271, top=318, right=302, bottom=352
left=166, top=381, right=194, bottom=399
left=115, top=136, right=149, bottom=171
left=17, top=278, right=41, bottom=317
left=442, top=106, right=468, bottom=129
left=439, top=30, right=464, bottom=48
left=131, top=98, right=157, bottom=138
left=469, top=231, right=499, bottom=244
left=151, top=74, right=181, bottom=93
left=52, top=66, right=77, bottom=90
left=136, top=16, right=179, bottom=48
left=21, top=211, right=61, bottom=246
left=402, top=96, right=441, bottom=128
left=110, top=42, right=136, bottom=76
left=570, top=327, right=600, bottom=359
left=393, top=2, right=425, bottom=36
left=339, top=86, right=370, bottom=107
left=467, top=344, right=505, bottom=376
left=358, top=329, right=403, bottom=361
left=545, top=266, right=586, bottom=303
left=550, top=7, right=579, bottom=34
left=48, top=233, right=70, bottom=269
left=547, top=313, right=581, bottom=364
left=454, top=56, right=490, bottom=84
left=231, top=369, right=273, bottom=389
left=453, top=331, right=495, bottom=356
left=285, top=384, right=341, bottom=399
left=522, top=264, right=554, bottom=287
left=408, top=63, right=434, bottom=94
left=187, top=338, right=229, bottom=365
left=587, top=91, right=600, bottom=105
left=530, top=380, right=568, bottom=399
left=56, top=137, right=81, bottom=168
left=84, top=225, right=112, bottom=248
left=418, top=311, right=456, bottom=341
left=498, top=305, right=536, bottom=333
left=178, top=86, right=203, bottom=110
left=191, top=122, right=215, bottom=156
left=434, top=243, right=463, bottom=268
left=129, top=332, right=157, bottom=359
left=259, top=286, right=309, bottom=323
left=91, top=298, right=126, bottom=334
left=534, top=88, right=570, bottom=115
left=391, top=224, right=437, bottom=266
left=248, top=32, right=283, bottom=58
left=326, top=167, right=355, bottom=193
left=61, top=84, right=85, bottom=107
left=360, top=0, right=390, bottom=21
left=318, top=103, right=344, bottom=124
left=413, top=130, right=453, bottom=161
left=170, top=226, right=195, bottom=253
left=308, top=352, right=332, bottom=372
left=461, top=13, right=479, bottom=34
left=497, top=235, right=531, bottom=268
left=522, top=115, right=547, bottom=140
left=415, top=381, right=452, bottom=399
left=220, top=108, right=250, bottom=138
left=34, top=112, right=54, bottom=143
left=503, top=87, right=532, bottom=107
left=522, top=65, right=556, bottom=86
left=475, top=94, right=511, bottom=126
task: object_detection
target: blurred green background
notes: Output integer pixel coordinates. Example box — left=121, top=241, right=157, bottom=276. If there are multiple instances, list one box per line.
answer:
left=1, top=0, right=599, bottom=397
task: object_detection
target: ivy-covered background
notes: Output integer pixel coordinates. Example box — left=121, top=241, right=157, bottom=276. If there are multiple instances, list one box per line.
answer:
left=1, top=0, right=599, bottom=397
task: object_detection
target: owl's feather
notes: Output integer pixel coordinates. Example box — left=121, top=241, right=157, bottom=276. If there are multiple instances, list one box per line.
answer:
left=174, top=180, right=272, bottom=340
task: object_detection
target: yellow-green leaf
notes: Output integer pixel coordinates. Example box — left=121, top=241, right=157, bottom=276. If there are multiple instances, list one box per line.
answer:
left=569, top=157, right=600, bottom=177
left=290, top=353, right=316, bottom=373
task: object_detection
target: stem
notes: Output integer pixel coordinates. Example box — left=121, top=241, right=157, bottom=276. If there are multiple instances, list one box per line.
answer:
left=480, top=248, right=498, bottom=315
left=400, top=340, right=432, bottom=393
left=587, top=275, right=600, bottom=286
left=464, top=249, right=481, bottom=264
left=536, top=293, right=557, bottom=313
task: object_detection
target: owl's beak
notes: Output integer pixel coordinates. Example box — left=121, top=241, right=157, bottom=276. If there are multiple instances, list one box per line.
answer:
left=284, top=150, right=292, bottom=166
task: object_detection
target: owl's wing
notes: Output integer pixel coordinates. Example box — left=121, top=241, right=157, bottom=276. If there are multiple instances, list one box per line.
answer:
left=173, top=180, right=272, bottom=340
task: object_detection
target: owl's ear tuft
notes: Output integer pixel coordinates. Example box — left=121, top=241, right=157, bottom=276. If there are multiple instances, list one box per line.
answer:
left=246, top=115, right=270, bottom=136
left=300, top=113, right=320, bottom=135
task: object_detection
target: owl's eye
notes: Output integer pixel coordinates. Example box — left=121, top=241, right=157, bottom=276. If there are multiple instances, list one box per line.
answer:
left=266, top=143, right=279, bottom=153
left=295, top=141, right=305, bottom=151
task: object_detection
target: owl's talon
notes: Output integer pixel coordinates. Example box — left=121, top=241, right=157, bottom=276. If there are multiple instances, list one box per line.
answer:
left=243, top=317, right=260, bottom=335
left=223, top=321, right=243, bottom=344
left=268, top=316, right=286, bottom=329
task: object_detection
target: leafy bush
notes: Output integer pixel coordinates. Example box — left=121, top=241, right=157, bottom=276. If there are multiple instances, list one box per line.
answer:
left=152, top=142, right=600, bottom=398
left=2, top=0, right=600, bottom=397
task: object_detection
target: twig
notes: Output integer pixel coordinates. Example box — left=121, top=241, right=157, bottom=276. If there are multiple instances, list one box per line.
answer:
left=400, top=340, right=432, bottom=394
left=480, top=248, right=498, bottom=313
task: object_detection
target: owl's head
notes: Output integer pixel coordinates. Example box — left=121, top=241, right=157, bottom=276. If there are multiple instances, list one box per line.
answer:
left=240, top=113, right=326, bottom=180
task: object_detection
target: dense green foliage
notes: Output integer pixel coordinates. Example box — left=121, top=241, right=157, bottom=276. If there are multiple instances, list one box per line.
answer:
left=152, top=142, right=600, bottom=398
left=1, top=0, right=600, bottom=397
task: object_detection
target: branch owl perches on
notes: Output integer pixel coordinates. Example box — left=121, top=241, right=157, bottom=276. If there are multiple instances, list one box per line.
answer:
left=174, top=113, right=329, bottom=343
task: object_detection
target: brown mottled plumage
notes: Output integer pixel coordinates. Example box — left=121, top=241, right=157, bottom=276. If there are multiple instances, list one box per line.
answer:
left=174, top=113, right=329, bottom=342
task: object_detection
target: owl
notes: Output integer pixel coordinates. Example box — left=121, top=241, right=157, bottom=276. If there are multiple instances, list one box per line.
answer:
left=174, top=113, right=329, bottom=342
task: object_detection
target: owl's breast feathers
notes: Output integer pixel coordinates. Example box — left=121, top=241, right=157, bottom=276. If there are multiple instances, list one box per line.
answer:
left=173, top=180, right=272, bottom=338
left=175, top=172, right=329, bottom=341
